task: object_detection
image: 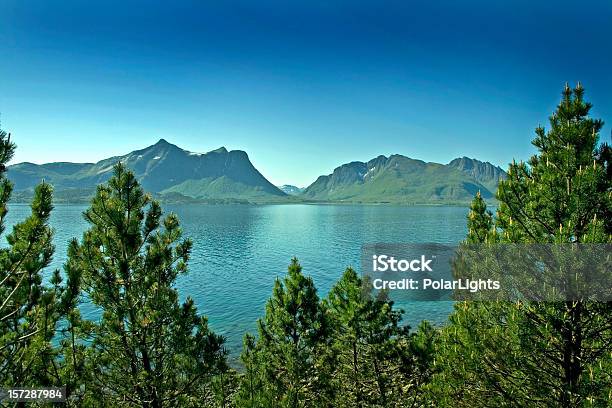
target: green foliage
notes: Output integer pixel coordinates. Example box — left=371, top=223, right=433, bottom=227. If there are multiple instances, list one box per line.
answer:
left=396, top=320, right=438, bottom=404
left=237, top=263, right=440, bottom=408
left=432, top=83, right=612, bottom=407
left=0, top=128, right=67, bottom=389
left=496, top=83, right=610, bottom=243
left=324, top=269, right=440, bottom=407
left=466, top=191, right=497, bottom=244
left=325, top=268, right=407, bottom=407
left=65, top=163, right=228, bottom=407
left=234, top=334, right=265, bottom=407
left=238, top=258, right=334, bottom=407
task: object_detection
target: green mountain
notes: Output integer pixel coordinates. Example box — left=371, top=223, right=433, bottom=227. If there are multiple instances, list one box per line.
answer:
left=8, top=139, right=286, bottom=202
left=301, top=155, right=506, bottom=204
left=8, top=140, right=506, bottom=205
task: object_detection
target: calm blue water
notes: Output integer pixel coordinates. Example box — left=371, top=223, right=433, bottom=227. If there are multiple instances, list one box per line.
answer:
left=3, top=203, right=468, bottom=355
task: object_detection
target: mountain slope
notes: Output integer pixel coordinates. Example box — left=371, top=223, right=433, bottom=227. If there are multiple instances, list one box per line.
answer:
left=447, top=157, right=506, bottom=192
left=278, top=185, right=304, bottom=195
left=301, top=155, right=505, bottom=203
left=8, top=139, right=286, bottom=201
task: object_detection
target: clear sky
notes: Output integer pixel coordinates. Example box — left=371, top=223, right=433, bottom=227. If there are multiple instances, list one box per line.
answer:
left=1, top=0, right=611, bottom=186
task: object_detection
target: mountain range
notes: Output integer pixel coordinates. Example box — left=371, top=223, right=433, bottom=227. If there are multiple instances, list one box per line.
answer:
left=301, top=155, right=505, bottom=204
left=8, top=140, right=506, bottom=204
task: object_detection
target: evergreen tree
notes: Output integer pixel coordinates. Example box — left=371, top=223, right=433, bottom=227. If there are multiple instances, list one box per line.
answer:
left=394, top=320, right=438, bottom=407
left=245, top=258, right=333, bottom=407
left=53, top=243, right=96, bottom=407
left=433, top=84, right=612, bottom=407
left=465, top=190, right=497, bottom=244
left=66, top=163, right=227, bottom=407
left=234, top=334, right=265, bottom=407
left=0, top=129, right=66, bottom=388
left=325, top=268, right=408, bottom=407
left=210, top=358, right=238, bottom=408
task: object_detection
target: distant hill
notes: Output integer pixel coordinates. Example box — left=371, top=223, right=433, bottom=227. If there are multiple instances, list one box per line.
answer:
left=8, top=139, right=287, bottom=202
left=301, top=155, right=506, bottom=204
left=278, top=185, right=304, bottom=195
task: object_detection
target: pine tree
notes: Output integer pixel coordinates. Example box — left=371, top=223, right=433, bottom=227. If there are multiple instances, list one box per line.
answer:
left=496, top=82, right=610, bottom=244
left=66, top=163, right=227, bottom=407
left=0, top=128, right=66, bottom=388
left=210, top=358, right=238, bottom=408
left=325, top=267, right=408, bottom=407
left=433, top=84, right=612, bottom=406
left=234, top=334, right=265, bottom=407
left=54, top=241, right=96, bottom=406
left=246, top=258, right=333, bottom=407
left=466, top=190, right=497, bottom=244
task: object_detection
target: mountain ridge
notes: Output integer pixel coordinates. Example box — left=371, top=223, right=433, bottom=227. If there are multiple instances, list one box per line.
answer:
left=278, top=185, right=305, bottom=195
left=300, top=154, right=505, bottom=204
left=447, top=156, right=506, bottom=192
left=8, top=140, right=506, bottom=204
left=8, top=139, right=286, bottom=202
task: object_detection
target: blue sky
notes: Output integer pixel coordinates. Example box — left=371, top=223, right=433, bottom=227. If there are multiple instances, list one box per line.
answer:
left=1, top=0, right=611, bottom=186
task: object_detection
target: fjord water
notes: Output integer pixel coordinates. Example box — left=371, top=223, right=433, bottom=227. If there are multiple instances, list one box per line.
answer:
left=4, top=204, right=468, bottom=354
